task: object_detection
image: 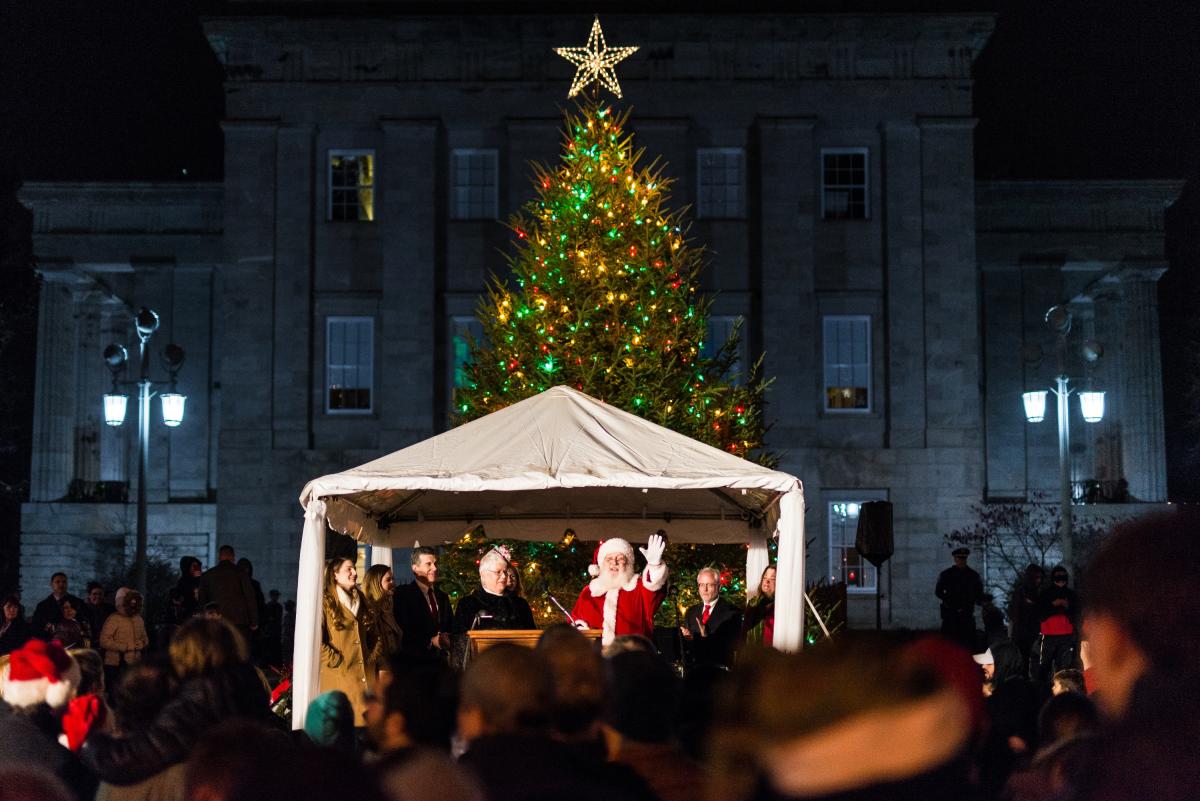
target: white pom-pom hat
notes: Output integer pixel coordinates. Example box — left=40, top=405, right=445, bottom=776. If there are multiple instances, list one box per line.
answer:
left=588, top=538, right=635, bottom=577
left=1, top=638, right=81, bottom=710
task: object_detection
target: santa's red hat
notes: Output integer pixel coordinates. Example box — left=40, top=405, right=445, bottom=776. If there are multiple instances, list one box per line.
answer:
left=1, top=638, right=81, bottom=710
left=588, top=538, right=635, bottom=577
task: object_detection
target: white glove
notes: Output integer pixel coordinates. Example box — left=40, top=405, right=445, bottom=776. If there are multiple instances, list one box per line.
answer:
left=639, top=533, right=666, bottom=567
left=573, top=619, right=589, bottom=630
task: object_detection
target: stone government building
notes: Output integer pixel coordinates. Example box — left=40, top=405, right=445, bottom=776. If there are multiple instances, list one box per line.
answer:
left=19, top=10, right=1180, bottom=628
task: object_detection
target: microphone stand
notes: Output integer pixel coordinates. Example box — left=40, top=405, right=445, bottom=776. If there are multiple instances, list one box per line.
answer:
left=546, top=591, right=576, bottom=625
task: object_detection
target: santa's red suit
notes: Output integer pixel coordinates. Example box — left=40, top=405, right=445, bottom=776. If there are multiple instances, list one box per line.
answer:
left=571, top=537, right=668, bottom=645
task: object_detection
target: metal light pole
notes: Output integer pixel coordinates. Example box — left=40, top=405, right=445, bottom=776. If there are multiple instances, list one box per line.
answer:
left=1022, top=305, right=1105, bottom=577
left=102, top=308, right=187, bottom=596
left=1049, top=307, right=1074, bottom=572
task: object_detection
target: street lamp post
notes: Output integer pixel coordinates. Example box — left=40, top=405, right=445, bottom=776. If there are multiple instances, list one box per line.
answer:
left=1021, top=305, right=1103, bottom=575
left=102, top=308, right=187, bottom=595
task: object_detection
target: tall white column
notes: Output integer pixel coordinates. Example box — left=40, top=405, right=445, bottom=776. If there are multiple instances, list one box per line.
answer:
left=1116, top=264, right=1168, bottom=501
left=29, top=278, right=80, bottom=501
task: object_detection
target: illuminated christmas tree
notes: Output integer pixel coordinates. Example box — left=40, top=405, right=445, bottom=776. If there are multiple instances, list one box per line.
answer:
left=442, top=19, right=781, bottom=633
left=453, top=101, right=769, bottom=458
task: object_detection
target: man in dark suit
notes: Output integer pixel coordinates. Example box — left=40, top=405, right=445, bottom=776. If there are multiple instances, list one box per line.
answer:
left=395, top=546, right=452, bottom=663
left=199, top=544, right=259, bottom=638
left=31, top=572, right=85, bottom=640
left=680, top=567, right=742, bottom=671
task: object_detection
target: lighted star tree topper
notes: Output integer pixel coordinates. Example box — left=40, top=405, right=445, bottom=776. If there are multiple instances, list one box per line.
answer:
left=554, top=17, right=638, bottom=99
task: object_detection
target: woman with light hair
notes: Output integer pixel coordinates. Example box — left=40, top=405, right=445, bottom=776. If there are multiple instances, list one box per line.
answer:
left=363, top=563, right=402, bottom=688
left=82, top=617, right=268, bottom=791
left=450, top=547, right=536, bottom=668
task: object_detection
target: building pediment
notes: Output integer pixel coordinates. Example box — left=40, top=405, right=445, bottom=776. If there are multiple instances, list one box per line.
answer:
left=203, top=13, right=994, bottom=84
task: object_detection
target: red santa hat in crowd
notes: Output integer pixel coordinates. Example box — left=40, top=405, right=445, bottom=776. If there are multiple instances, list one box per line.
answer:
left=588, top=538, right=636, bottom=577
left=1, top=638, right=81, bottom=710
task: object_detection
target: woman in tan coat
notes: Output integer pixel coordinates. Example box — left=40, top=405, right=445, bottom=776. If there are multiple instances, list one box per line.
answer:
left=99, top=587, right=149, bottom=688
left=320, top=557, right=370, bottom=724
left=362, top=564, right=402, bottom=690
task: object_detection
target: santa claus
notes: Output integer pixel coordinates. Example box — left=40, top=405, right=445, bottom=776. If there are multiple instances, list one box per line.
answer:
left=571, top=533, right=668, bottom=646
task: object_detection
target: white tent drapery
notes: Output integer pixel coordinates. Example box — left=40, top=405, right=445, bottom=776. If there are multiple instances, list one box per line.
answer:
left=293, top=385, right=805, bottom=729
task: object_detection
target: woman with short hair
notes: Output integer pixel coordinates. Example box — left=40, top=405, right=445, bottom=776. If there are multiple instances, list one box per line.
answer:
left=451, top=547, right=536, bottom=668
left=51, top=597, right=90, bottom=650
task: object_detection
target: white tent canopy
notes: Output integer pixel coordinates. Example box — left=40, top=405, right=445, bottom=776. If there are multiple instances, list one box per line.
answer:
left=293, top=385, right=805, bottom=728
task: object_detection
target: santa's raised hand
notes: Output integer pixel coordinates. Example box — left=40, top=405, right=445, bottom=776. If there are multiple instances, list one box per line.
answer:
left=639, top=533, right=666, bottom=566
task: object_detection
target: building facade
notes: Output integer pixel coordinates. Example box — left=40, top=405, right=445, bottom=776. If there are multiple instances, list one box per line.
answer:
left=19, top=12, right=1180, bottom=628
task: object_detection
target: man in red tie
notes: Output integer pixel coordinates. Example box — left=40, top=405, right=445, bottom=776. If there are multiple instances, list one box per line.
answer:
left=680, top=567, right=742, bottom=672
left=394, top=547, right=452, bottom=663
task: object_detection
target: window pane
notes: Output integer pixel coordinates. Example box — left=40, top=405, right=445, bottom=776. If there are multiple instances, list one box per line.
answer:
left=697, top=149, right=745, bottom=219
left=821, top=150, right=868, bottom=220
left=447, top=317, right=486, bottom=416
left=828, top=500, right=877, bottom=590
left=824, top=316, right=870, bottom=411
left=452, top=150, right=498, bottom=220
left=329, top=151, right=375, bottom=222
left=327, top=317, right=373, bottom=412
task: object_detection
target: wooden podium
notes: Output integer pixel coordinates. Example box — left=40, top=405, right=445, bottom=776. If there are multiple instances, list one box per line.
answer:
left=466, top=628, right=603, bottom=662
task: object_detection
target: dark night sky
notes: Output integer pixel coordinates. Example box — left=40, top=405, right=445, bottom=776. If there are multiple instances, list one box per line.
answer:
left=2, top=0, right=1199, bottom=183
left=0, top=1, right=1197, bottom=502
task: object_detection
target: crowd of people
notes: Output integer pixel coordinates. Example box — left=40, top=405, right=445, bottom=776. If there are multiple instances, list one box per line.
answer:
left=0, top=512, right=1195, bottom=801
left=0, top=547, right=293, bottom=672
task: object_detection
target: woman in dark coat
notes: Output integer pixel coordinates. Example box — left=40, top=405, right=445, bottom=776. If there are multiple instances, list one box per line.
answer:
left=80, top=617, right=269, bottom=786
left=741, top=566, right=777, bottom=649
left=451, top=548, right=536, bottom=668
left=0, top=594, right=34, bottom=656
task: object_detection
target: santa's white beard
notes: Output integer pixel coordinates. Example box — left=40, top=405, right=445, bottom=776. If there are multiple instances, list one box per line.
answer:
left=596, top=567, right=635, bottom=592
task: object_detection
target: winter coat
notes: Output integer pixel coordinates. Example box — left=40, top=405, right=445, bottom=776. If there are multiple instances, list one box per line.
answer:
left=51, top=618, right=91, bottom=650
left=198, top=561, right=259, bottom=627
left=0, top=616, right=35, bottom=656
left=80, top=662, right=269, bottom=785
left=365, top=600, right=403, bottom=680
left=320, top=588, right=370, bottom=725
left=94, top=764, right=186, bottom=801
left=461, top=732, right=660, bottom=801
left=99, top=612, right=149, bottom=667
left=0, top=708, right=98, bottom=801
left=570, top=565, right=668, bottom=645
left=31, top=593, right=85, bottom=639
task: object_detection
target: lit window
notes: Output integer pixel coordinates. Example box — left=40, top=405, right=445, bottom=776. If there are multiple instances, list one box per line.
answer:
left=702, top=315, right=750, bottom=384
left=326, top=317, right=373, bottom=413
left=451, top=149, right=499, bottom=220
left=328, top=150, right=375, bottom=222
left=697, top=148, right=744, bottom=219
left=821, top=148, right=869, bottom=220
left=823, top=315, right=871, bottom=412
left=828, top=494, right=885, bottom=592
left=447, top=315, right=485, bottom=411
